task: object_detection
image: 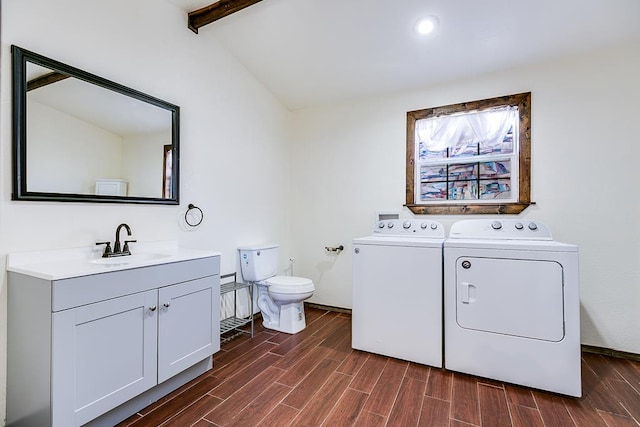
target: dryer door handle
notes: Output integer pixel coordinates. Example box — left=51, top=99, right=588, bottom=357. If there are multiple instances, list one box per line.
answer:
left=460, top=282, right=475, bottom=304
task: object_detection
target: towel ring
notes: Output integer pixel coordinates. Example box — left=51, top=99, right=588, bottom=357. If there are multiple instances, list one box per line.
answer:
left=185, top=203, right=203, bottom=227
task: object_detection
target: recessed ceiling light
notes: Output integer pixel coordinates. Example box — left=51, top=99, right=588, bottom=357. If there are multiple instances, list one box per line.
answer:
left=415, top=16, right=439, bottom=35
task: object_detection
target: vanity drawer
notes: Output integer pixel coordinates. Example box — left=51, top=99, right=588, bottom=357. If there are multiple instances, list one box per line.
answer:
left=52, top=256, right=220, bottom=312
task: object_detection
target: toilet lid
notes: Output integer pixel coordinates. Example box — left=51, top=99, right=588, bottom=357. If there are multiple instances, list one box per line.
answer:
left=266, top=275, right=315, bottom=294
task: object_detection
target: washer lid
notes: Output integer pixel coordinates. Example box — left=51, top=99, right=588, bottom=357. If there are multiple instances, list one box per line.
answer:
left=266, top=275, right=315, bottom=293
left=353, top=235, right=444, bottom=248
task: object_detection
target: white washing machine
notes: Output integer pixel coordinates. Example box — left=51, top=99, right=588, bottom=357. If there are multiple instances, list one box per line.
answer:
left=352, top=219, right=445, bottom=367
left=444, top=219, right=581, bottom=397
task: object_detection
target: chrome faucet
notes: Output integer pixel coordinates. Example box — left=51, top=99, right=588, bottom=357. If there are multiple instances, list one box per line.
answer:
left=96, top=223, right=137, bottom=258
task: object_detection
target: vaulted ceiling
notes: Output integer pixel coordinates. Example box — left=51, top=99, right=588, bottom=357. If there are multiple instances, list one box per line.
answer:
left=168, top=0, right=640, bottom=110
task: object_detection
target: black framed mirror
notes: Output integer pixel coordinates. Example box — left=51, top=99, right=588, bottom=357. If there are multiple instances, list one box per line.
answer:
left=12, top=45, right=180, bottom=204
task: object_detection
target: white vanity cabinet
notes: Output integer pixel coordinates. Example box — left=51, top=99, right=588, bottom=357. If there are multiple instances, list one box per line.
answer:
left=7, top=253, right=220, bottom=427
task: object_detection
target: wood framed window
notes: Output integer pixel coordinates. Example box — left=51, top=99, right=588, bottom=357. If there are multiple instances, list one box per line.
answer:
left=406, top=92, right=531, bottom=215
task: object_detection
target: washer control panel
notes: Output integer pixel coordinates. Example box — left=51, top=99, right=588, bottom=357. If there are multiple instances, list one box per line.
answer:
left=449, top=219, right=552, bottom=240
left=373, top=219, right=444, bottom=238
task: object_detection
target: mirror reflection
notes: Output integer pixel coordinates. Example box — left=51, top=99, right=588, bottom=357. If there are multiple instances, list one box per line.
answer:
left=12, top=46, right=180, bottom=204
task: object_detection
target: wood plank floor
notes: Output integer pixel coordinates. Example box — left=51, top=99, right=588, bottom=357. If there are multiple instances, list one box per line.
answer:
left=118, top=307, right=640, bottom=427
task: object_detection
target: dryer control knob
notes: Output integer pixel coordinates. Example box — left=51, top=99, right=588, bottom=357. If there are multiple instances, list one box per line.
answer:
left=420, top=222, right=428, bottom=229
left=378, top=221, right=385, bottom=229
left=528, top=222, right=538, bottom=231
left=430, top=223, right=438, bottom=230
left=491, top=221, right=502, bottom=230
left=515, top=223, right=524, bottom=230
left=387, top=222, right=394, bottom=229
left=403, top=220, right=411, bottom=229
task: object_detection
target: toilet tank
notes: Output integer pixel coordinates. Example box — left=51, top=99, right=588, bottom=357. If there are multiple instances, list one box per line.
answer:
left=238, top=244, right=279, bottom=282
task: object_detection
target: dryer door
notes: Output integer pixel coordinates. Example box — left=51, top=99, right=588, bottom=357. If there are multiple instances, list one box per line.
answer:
left=456, top=257, right=564, bottom=341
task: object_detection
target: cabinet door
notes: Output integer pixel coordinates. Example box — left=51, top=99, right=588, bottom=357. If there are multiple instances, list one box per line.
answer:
left=158, top=276, right=219, bottom=383
left=52, top=290, right=158, bottom=426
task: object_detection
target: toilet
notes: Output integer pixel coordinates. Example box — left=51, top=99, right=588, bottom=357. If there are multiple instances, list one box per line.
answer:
left=239, top=244, right=315, bottom=334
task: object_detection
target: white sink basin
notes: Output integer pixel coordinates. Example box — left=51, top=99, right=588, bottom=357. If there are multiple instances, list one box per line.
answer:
left=90, top=252, right=170, bottom=265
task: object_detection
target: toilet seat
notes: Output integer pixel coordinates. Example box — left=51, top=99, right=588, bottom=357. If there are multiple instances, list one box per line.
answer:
left=266, top=276, right=315, bottom=294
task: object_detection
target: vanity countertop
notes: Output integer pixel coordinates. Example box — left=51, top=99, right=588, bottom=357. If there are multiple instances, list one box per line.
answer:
left=7, top=241, right=221, bottom=281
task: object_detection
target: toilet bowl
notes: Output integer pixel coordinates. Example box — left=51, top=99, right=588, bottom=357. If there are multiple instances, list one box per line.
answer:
left=257, top=276, right=314, bottom=334
left=239, top=244, right=315, bottom=334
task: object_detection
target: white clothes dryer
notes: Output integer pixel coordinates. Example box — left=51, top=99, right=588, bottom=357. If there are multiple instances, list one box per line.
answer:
left=444, top=219, right=581, bottom=397
left=353, top=219, right=445, bottom=367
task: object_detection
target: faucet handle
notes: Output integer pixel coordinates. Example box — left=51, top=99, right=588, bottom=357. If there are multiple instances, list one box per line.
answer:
left=123, top=239, right=137, bottom=255
left=96, top=241, right=112, bottom=258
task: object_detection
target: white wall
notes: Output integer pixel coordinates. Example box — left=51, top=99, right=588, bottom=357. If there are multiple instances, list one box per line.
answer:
left=27, top=99, right=124, bottom=194
left=0, top=0, right=291, bottom=423
left=289, top=40, right=640, bottom=354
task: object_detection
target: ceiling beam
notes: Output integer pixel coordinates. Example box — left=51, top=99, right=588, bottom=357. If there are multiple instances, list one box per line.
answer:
left=27, top=72, right=69, bottom=91
left=188, top=0, right=263, bottom=34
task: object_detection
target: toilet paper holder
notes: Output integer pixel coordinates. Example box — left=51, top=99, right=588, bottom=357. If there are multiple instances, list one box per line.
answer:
left=325, top=245, right=344, bottom=253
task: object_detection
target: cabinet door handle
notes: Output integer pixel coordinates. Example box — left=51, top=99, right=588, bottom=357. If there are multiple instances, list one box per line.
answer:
left=149, top=305, right=157, bottom=312
left=163, top=302, right=171, bottom=308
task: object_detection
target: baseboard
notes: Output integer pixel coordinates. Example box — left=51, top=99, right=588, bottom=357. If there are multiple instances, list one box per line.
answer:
left=305, top=302, right=352, bottom=314
left=581, top=345, right=640, bottom=362
left=301, top=305, right=639, bottom=363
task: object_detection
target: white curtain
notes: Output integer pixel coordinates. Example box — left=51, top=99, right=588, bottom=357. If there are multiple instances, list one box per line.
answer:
left=221, top=287, right=254, bottom=319
left=416, top=106, right=517, bottom=152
